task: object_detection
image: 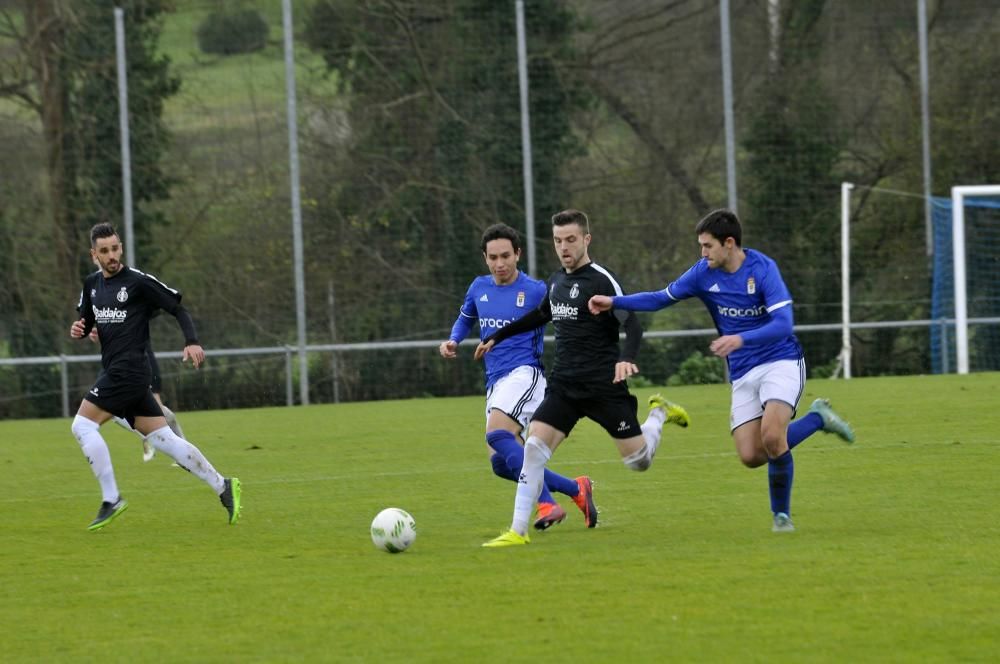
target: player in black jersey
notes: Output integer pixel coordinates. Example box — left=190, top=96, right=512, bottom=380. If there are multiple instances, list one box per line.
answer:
left=69, top=223, right=241, bottom=531
left=477, top=209, right=690, bottom=547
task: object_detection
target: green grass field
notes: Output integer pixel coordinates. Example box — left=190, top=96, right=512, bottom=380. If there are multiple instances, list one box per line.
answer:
left=2, top=374, right=998, bottom=662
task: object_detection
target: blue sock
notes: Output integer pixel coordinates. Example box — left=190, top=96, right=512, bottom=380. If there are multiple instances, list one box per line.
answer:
left=485, top=430, right=578, bottom=500
left=768, top=450, right=794, bottom=515
left=490, top=453, right=517, bottom=481
left=787, top=412, right=823, bottom=449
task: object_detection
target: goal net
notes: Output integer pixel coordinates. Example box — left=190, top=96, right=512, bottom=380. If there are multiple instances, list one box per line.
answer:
left=930, top=186, right=1000, bottom=373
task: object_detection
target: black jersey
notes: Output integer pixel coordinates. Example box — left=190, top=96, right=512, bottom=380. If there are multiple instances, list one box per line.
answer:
left=545, top=262, right=640, bottom=384
left=490, top=261, right=641, bottom=386
left=77, top=267, right=197, bottom=384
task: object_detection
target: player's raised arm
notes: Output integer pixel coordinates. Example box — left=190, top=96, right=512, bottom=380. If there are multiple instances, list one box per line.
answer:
left=588, top=294, right=613, bottom=314
left=475, top=300, right=551, bottom=362
left=608, top=289, right=674, bottom=312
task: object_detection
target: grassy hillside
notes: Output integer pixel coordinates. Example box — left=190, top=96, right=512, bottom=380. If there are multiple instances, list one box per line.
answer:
left=2, top=374, right=998, bottom=661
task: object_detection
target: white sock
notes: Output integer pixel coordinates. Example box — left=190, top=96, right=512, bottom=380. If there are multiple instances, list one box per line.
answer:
left=160, top=404, right=185, bottom=438
left=71, top=415, right=120, bottom=502
left=113, top=416, right=140, bottom=437
left=147, top=426, right=225, bottom=494
left=511, top=436, right=551, bottom=535
left=641, top=407, right=666, bottom=461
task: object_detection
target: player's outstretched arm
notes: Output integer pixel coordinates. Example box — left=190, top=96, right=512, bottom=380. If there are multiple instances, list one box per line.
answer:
left=182, top=344, right=205, bottom=369
left=588, top=295, right=613, bottom=314
left=473, top=339, right=495, bottom=361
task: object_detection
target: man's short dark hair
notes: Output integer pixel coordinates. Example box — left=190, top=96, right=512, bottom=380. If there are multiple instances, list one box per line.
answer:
left=695, top=209, right=742, bottom=247
left=551, top=209, right=590, bottom=234
left=481, top=223, right=522, bottom=254
left=90, top=223, right=119, bottom=248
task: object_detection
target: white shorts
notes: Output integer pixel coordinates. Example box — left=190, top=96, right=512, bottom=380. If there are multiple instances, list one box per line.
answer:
left=485, top=365, right=546, bottom=435
left=729, top=358, right=806, bottom=431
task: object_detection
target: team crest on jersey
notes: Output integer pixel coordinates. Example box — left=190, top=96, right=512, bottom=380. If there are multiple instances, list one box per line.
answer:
left=516, top=291, right=525, bottom=307
left=116, top=287, right=129, bottom=303
left=569, top=283, right=579, bottom=299
left=91, top=289, right=97, bottom=298
left=746, top=277, right=756, bottom=295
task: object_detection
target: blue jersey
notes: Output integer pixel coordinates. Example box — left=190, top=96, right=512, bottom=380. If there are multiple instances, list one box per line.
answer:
left=448, top=271, right=546, bottom=389
left=615, top=249, right=802, bottom=381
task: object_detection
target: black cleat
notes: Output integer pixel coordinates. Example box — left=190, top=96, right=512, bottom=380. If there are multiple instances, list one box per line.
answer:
left=220, top=478, right=242, bottom=525
left=88, top=497, right=129, bottom=531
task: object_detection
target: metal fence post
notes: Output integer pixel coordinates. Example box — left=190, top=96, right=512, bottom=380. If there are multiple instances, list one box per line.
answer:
left=60, top=355, right=69, bottom=417
left=285, top=346, right=294, bottom=406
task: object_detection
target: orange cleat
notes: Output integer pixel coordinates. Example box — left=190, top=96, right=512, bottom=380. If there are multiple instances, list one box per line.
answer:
left=533, top=502, right=567, bottom=531
left=571, top=476, right=598, bottom=528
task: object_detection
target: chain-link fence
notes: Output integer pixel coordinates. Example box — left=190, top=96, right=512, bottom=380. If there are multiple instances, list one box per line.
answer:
left=1, top=0, right=998, bottom=418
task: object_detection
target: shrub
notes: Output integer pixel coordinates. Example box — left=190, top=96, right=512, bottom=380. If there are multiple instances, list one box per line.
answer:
left=666, top=351, right=726, bottom=386
left=196, top=9, right=269, bottom=56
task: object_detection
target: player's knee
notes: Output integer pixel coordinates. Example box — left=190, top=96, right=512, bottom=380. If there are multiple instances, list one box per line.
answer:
left=738, top=449, right=766, bottom=468
left=624, top=456, right=651, bottom=472
left=147, top=425, right=183, bottom=451
left=622, top=444, right=651, bottom=471
left=523, top=436, right=551, bottom=467
left=71, top=414, right=99, bottom=442
left=489, top=452, right=508, bottom=478
left=760, top=432, right=786, bottom=459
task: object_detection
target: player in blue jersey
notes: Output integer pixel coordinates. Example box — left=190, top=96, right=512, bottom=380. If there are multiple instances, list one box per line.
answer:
left=439, top=223, right=594, bottom=531
left=589, top=209, right=855, bottom=532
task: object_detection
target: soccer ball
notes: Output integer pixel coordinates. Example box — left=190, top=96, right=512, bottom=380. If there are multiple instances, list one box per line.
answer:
left=370, top=508, right=416, bottom=553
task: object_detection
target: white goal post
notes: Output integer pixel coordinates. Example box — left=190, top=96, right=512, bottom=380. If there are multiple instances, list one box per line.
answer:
left=839, top=182, right=854, bottom=379
left=952, top=184, right=1000, bottom=374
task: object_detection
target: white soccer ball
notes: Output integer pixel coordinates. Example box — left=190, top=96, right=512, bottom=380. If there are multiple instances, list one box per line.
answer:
left=370, top=508, right=417, bottom=553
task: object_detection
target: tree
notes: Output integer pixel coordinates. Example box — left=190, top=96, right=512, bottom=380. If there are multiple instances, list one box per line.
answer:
left=302, top=0, right=591, bottom=398
left=0, top=0, right=177, bottom=416
left=0, top=0, right=178, bottom=308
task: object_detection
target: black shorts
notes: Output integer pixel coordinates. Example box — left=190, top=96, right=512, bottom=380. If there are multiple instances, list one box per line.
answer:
left=83, top=371, right=163, bottom=427
left=531, top=379, right=641, bottom=439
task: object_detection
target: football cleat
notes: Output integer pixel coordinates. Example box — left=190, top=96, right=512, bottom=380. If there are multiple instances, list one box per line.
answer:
left=219, top=478, right=242, bottom=525
left=88, top=497, right=129, bottom=531
left=809, top=398, right=855, bottom=443
left=772, top=512, right=796, bottom=533
left=649, top=393, right=690, bottom=428
left=482, top=529, right=530, bottom=547
left=533, top=502, right=567, bottom=531
left=571, top=476, right=598, bottom=528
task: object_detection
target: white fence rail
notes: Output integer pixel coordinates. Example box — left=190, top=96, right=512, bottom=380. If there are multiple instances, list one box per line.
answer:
left=4, top=319, right=998, bottom=418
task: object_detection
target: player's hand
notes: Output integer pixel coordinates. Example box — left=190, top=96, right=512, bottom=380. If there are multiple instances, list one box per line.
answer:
left=70, top=318, right=87, bottom=339
left=474, top=339, right=495, bottom=361
left=88, top=328, right=99, bottom=344
left=182, top=344, right=206, bottom=369
left=709, top=335, right=743, bottom=358
left=613, top=361, right=638, bottom=383
left=589, top=295, right=613, bottom=315
left=439, top=340, right=458, bottom=359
